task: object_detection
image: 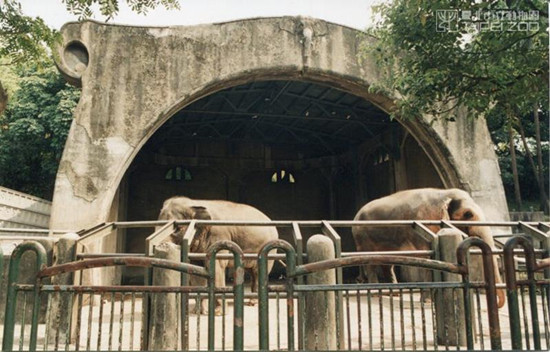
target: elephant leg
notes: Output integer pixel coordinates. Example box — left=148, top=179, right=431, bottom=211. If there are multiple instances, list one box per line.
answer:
left=245, top=269, right=258, bottom=306
left=189, top=275, right=207, bottom=315
left=213, top=261, right=226, bottom=316
left=366, top=264, right=380, bottom=283
left=380, top=265, right=397, bottom=284
left=356, top=265, right=368, bottom=283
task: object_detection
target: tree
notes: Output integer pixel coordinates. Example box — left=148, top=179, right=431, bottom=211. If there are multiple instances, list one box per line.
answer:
left=0, top=0, right=181, bottom=198
left=0, top=62, right=80, bottom=199
left=365, top=0, right=549, bottom=212
left=0, top=0, right=181, bottom=116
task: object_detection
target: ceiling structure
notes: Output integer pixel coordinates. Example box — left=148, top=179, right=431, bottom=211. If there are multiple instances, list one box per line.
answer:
left=145, top=80, right=396, bottom=158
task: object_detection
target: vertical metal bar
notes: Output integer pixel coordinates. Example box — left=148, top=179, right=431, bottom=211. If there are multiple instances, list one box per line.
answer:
left=322, top=221, right=344, bottom=349
left=390, top=288, right=395, bottom=350
left=97, top=292, right=104, bottom=350
left=409, top=288, right=416, bottom=351
left=2, top=242, right=47, bottom=352
left=325, top=290, right=330, bottom=349
left=86, top=294, right=93, bottom=351
left=119, top=293, right=125, bottom=351
left=196, top=292, right=201, bottom=351
left=276, top=291, right=281, bottom=350
left=458, top=237, right=502, bottom=350
left=431, top=289, right=438, bottom=351
left=130, top=292, right=136, bottom=351
left=139, top=292, right=148, bottom=351
left=520, top=285, right=531, bottom=350
left=504, top=235, right=540, bottom=350
left=181, top=221, right=194, bottom=351
left=475, top=288, right=484, bottom=350
left=44, top=292, right=52, bottom=351
left=357, top=290, right=363, bottom=349
left=345, top=290, right=351, bottom=350
left=109, top=292, right=115, bottom=351
left=379, top=289, right=384, bottom=350
left=420, top=289, right=427, bottom=351
left=452, top=288, right=459, bottom=351
left=222, top=293, right=226, bottom=351
left=19, top=291, right=28, bottom=352
left=64, top=292, right=72, bottom=351
left=258, top=240, right=296, bottom=351
left=286, top=273, right=295, bottom=351
left=53, top=292, right=62, bottom=351
left=292, top=222, right=305, bottom=350
left=367, top=290, right=371, bottom=350
left=400, top=289, right=405, bottom=350
left=462, top=280, right=473, bottom=350
left=75, top=292, right=83, bottom=351
left=541, top=287, right=550, bottom=347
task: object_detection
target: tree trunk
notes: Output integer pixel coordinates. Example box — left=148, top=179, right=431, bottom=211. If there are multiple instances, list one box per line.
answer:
left=508, top=122, right=522, bottom=210
left=0, top=80, right=7, bottom=116
left=533, top=105, right=549, bottom=213
left=517, top=118, right=549, bottom=211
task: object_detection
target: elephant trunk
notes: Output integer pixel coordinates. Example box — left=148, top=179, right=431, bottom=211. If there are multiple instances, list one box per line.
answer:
left=496, top=287, right=506, bottom=309
left=472, top=225, right=506, bottom=309
left=492, top=253, right=506, bottom=309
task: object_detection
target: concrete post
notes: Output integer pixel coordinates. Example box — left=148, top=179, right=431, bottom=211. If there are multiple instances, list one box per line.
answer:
left=149, top=242, right=180, bottom=351
left=47, top=233, right=79, bottom=344
left=435, top=229, right=467, bottom=346
left=305, top=235, right=337, bottom=350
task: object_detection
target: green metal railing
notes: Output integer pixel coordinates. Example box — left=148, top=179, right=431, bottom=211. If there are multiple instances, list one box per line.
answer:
left=1, top=240, right=244, bottom=352
left=257, top=237, right=505, bottom=351
left=504, top=235, right=550, bottom=351
left=1, top=220, right=549, bottom=351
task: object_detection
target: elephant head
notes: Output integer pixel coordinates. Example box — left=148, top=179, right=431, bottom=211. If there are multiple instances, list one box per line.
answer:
left=158, top=201, right=212, bottom=251
left=446, top=193, right=505, bottom=308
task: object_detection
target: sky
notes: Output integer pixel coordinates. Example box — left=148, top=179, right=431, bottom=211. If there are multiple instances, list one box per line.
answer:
left=18, top=0, right=379, bottom=30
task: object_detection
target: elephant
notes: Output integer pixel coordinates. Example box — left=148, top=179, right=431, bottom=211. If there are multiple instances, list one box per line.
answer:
left=351, top=188, right=505, bottom=308
left=158, top=196, right=279, bottom=314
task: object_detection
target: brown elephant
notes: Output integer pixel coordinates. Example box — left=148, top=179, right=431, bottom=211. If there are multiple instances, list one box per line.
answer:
left=158, top=196, right=278, bottom=314
left=352, top=188, right=505, bottom=308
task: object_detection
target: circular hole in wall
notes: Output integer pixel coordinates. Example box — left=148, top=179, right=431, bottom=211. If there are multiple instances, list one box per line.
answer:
left=63, top=41, right=89, bottom=74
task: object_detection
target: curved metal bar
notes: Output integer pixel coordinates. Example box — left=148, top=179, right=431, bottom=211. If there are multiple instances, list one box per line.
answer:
left=205, top=240, right=245, bottom=351
left=38, top=256, right=209, bottom=278
left=2, top=241, right=48, bottom=352
left=293, top=255, right=461, bottom=278
left=457, top=237, right=501, bottom=351
left=504, top=235, right=540, bottom=350
left=258, top=239, right=296, bottom=351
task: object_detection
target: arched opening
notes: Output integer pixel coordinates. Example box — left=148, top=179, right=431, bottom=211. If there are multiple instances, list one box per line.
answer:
left=118, top=79, right=445, bottom=271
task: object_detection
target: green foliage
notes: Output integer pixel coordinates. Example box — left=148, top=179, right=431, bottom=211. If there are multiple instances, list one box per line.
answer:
left=0, top=0, right=181, bottom=198
left=0, top=0, right=59, bottom=64
left=365, top=0, right=549, bottom=120
left=365, top=0, right=549, bottom=207
left=0, top=62, right=80, bottom=199
left=488, top=108, right=549, bottom=205
left=63, top=0, right=180, bottom=20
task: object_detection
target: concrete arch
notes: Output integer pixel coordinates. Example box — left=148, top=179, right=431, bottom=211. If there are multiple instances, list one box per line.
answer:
left=52, top=17, right=507, bottom=231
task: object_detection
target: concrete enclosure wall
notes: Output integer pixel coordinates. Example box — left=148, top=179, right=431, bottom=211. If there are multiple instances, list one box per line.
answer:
left=0, top=186, right=51, bottom=230
left=52, top=17, right=508, bottom=251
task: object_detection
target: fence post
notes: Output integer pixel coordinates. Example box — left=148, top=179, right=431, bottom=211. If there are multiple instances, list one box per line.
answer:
left=435, top=229, right=467, bottom=346
left=305, top=234, right=337, bottom=350
left=148, top=242, right=180, bottom=351
left=46, top=233, right=79, bottom=344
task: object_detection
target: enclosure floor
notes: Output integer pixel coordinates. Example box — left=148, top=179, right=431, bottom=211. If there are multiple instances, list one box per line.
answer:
left=1, top=291, right=547, bottom=351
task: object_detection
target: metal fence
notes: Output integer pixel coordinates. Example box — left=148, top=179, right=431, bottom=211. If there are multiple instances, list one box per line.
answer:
left=0, top=220, right=548, bottom=351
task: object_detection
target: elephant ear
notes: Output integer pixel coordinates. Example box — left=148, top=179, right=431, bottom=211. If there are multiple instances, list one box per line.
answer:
left=448, top=198, right=476, bottom=221
left=446, top=197, right=483, bottom=237
left=190, top=206, right=213, bottom=252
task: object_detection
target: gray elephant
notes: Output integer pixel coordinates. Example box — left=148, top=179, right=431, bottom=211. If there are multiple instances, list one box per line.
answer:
left=158, top=196, right=278, bottom=314
left=352, top=188, right=505, bottom=308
